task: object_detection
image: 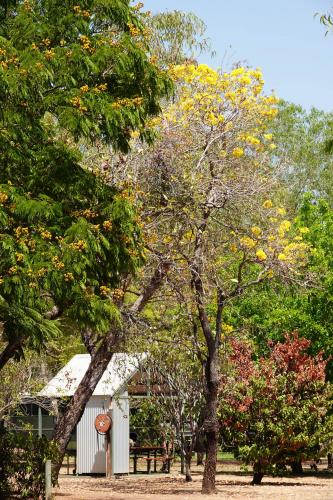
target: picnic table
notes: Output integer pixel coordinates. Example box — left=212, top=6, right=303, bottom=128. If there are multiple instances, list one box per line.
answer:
left=130, top=446, right=172, bottom=474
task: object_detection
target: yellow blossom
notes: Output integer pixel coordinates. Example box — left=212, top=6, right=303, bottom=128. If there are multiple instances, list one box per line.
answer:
left=64, top=272, right=74, bottom=282
left=69, top=240, right=87, bottom=251
left=240, top=236, right=256, bottom=249
left=0, top=192, right=8, bottom=204
left=278, top=253, right=287, bottom=261
left=40, top=230, right=52, bottom=240
left=263, top=199, right=273, bottom=209
left=279, top=220, right=291, bottom=233
left=256, top=249, right=267, bottom=261
left=15, top=253, right=24, bottom=262
left=44, top=49, right=55, bottom=60
left=232, top=147, right=244, bottom=158
left=251, top=226, right=261, bottom=237
left=113, top=288, right=124, bottom=299
left=103, top=220, right=113, bottom=231
left=100, top=285, right=111, bottom=297
left=277, top=207, right=286, bottom=216
left=222, top=323, right=233, bottom=334
left=299, top=227, right=310, bottom=234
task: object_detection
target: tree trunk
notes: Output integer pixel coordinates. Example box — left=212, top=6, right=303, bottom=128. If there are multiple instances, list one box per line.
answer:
left=197, top=452, right=204, bottom=466
left=251, top=471, right=264, bottom=485
left=185, top=451, right=192, bottom=482
left=251, top=462, right=264, bottom=485
left=180, top=454, right=185, bottom=475
left=52, top=329, right=118, bottom=478
left=291, top=460, right=303, bottom=475
left=201, top=355, right=219, bottom=494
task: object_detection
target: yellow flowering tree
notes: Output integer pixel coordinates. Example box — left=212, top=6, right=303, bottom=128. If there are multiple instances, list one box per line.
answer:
left=99, top=63, right=311, bottom=493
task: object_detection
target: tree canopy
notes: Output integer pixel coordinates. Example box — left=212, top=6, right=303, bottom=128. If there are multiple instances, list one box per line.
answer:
left=0, top=0, right=172, bottom=367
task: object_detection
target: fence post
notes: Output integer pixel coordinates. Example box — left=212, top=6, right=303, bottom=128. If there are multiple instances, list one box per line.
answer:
left=45, top=459, right=52, bottom=500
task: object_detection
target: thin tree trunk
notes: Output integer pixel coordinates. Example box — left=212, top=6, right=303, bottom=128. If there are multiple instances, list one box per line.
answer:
left=197, top=452, right=204, bottom=466
left=185, top=450, right=192, bottom=482
left=52, top=329, right=119, bottom=477
left=201, top=354, right=219, bottom=494
left=180, top=454, right=185, bottom=475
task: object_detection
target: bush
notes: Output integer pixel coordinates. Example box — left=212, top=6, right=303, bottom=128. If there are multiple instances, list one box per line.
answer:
left=219, top=333, right=333, bottom=484
left=0, top=427, right=59, bottom=499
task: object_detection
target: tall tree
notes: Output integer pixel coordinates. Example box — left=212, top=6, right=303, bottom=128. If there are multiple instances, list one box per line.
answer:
left=270, top=101, right=333, bottom=205
left=0, top=0, right=172, bottom=478
left=99, top=63, right=311, bottom=493
left=0, top=0, right=171, bottom=367
left=147, top=10, right=213, bottom=66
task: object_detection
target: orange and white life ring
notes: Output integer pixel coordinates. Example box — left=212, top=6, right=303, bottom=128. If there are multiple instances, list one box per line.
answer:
left=94, top=414, right=112, bottom=434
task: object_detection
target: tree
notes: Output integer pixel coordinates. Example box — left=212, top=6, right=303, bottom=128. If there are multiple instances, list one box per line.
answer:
left=0, top=0, right=172, bottom=479
left=0, top=0, right=171, bottom=369
left=269, top=101, right=333, bottom=206
left=101, top=63, right=311, bottom=493
left=147, top=10, right=213, bottom=66
left=136, top=341, right=205, bottom=482
left=220, top=333, right=333, bottom=485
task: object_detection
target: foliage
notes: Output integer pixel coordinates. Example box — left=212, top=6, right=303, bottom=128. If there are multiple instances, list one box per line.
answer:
left=146, top=10, right=213, bottom=66
left=0, top=349, right=48, bottom=420
left=228, top=196, right=333, bottom=378
left=219, top=333, right=333, bottom=481
left=0, top=428, right=59, bottom=499
left=317, top=7, right=333, bottom=34
left=0, top=0, right=172, bottom=363
left=102, top=63, right=313, bottom=492
left=270, top=101, right=333, bottom=206
left=130, top=398, right=172, bottom=445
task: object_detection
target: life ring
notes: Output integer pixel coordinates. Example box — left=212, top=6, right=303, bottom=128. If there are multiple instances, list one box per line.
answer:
left=94, top=414, right=112, bottom=434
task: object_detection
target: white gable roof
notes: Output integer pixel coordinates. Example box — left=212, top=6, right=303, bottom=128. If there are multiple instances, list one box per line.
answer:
left=40, top=353, right=145, bottom=398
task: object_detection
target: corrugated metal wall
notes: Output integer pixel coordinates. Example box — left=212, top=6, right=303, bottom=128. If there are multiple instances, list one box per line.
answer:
left=77, top=396, right=110, bottom=474
left=111, top=394, right=129, bottom=474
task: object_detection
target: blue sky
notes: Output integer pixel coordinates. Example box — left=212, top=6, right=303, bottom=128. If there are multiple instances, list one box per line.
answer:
left=142, top=0, right=333, bottom=111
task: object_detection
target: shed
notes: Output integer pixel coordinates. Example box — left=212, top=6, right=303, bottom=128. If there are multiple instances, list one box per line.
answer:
left=40, top=353, right=144, bottom=475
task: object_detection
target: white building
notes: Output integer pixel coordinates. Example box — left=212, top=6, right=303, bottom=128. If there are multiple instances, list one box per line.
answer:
left=40, top=353, right=144, bottom=475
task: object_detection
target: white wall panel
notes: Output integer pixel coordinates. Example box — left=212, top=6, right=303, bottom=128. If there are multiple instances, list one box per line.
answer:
left=77, top=396, right=110, bottom=474
left=111, top=392, right=129, bottom=474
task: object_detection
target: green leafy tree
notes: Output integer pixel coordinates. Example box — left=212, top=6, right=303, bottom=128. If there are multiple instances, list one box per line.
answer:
left=146, top=10, right=213, bottom=66
left=270, top=101, right=333, bottom=205
left=0, top=0, right=171, bottom=368
left=0, top=0, right=172, bottom=481
left=219, top=333, right=333, bottom=485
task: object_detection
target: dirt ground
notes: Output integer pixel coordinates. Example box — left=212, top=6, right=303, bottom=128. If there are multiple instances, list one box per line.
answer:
left=54, top=462, right=333, bottom=500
